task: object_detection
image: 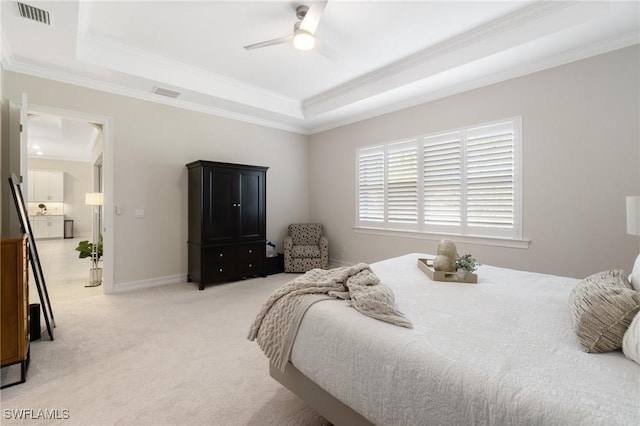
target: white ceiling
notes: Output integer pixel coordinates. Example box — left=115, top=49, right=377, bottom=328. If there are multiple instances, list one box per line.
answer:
left=27, top=114, right=99, bottom=161
left=1, top=0, right=639, bottom=136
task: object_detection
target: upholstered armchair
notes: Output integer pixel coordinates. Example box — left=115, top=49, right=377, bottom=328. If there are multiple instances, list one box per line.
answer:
left=283, top=223, right=329, bottom=272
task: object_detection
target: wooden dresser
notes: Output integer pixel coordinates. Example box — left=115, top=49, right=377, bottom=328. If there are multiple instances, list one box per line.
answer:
left=1, top=236, right=30, bottom=388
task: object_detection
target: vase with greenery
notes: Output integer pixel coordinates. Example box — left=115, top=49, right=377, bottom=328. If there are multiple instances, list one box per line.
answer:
left=76, top=237, right=103, bottom=261
left=455, top=254, right=480, bottom=278
left=38, top=203, right=47, bottom=214
left=76, top=235, right=103, bottom=286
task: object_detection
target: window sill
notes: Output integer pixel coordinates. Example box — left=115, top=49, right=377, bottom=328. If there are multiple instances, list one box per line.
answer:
left=353, top=227, right=530, bottom=250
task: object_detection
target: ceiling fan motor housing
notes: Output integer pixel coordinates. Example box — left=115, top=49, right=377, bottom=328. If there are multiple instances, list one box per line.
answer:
left=296, top=5, right=309, bottom=21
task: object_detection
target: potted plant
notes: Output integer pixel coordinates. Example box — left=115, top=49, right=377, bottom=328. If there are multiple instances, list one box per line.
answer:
left=38, top=203, right=47, bottom=215
left=76, top=235, right=103, bottom=286
left=455, top=254, right=480, bottom=279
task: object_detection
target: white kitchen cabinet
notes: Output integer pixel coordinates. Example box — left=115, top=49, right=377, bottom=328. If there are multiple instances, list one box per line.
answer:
left=30, top=170, right=64, bottom=202
left=30, top=215, right=64, bottom=239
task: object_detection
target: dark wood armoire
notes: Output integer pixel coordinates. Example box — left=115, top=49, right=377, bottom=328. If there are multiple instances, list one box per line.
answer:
left=186, top=160, right=268, bottom=290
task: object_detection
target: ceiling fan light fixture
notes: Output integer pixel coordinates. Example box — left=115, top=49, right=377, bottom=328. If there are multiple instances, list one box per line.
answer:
left=293, top=30, right=315, bottom=50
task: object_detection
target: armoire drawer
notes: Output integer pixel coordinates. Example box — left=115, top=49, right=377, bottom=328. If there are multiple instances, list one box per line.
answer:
left=237, top=243, right=263, bottom=262
left=203, top=262, right=237, bottom=282
left=204, top=246, right=237, bottom=265
left=237, top=243, right=264, bottom=277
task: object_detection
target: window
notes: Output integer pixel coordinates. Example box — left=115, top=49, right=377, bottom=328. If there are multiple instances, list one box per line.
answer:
left=356, top=117, right=522, bottom=240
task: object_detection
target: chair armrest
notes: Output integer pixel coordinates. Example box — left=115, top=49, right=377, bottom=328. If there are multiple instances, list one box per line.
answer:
left=284, top=236, right=293, bottom=250
left=319, top=236, right=329, bottom=254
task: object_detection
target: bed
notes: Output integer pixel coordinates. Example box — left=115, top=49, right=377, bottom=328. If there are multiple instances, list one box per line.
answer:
left=261, top=253, right=640, bottom=426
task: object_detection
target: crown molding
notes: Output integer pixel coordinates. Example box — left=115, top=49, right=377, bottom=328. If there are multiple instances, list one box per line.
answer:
left=302, top=0, right=609, bottom=119
left=2, top=56, right=310, bottom=135
left=306, top=35, right=640, bottom=135
left=75, top=32, right=304, bottom=119
left=4, top=0, right=637, bottom=138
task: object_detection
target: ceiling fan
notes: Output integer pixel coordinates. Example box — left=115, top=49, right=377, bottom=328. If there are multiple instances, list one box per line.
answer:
left=243, top=1, right=328, bottom=52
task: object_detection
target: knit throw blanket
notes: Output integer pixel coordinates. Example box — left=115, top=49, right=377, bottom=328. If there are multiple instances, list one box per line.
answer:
left=248, top=263, right=412, bottom=372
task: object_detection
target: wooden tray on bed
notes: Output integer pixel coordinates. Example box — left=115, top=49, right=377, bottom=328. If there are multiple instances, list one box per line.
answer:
left=417, top=258, right=477, bottom=284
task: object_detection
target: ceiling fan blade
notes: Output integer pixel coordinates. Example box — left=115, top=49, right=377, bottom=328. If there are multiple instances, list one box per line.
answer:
left=299, top=0, right=328, bottom=35
left=243, top=35, right=292, bottom=50
left=316, top=38, right=341, bottom=63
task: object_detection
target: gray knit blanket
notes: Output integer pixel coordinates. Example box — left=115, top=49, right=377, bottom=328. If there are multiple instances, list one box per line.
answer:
left=248, top=263, right=412, bottom=372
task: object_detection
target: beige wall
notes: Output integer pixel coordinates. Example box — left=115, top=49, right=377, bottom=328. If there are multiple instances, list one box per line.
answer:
left=0, top=65, right=23, bottom=238
left=28, top=158, right=94, bottom=238
left=309, top=45, right=640, bottom=278
left=4, top=72, right=310, bottom=288
left=3, top=45, right=638, bottom=285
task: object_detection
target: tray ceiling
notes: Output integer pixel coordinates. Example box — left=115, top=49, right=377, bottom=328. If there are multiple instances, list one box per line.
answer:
left=2, top=1, right=639, bottom=135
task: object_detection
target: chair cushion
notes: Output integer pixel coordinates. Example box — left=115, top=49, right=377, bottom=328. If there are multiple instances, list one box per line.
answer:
left=291, top=245, right=321, bottom=259
left=289, top=223, right=323, bottom=245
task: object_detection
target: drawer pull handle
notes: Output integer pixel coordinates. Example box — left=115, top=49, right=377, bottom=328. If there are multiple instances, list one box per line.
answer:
left=219, top=253, right=223, bottom=257
left=219, top=268, right=223, bottom=272
left=249, top=264, right=253, bottom=268
left=248, top=249, right=252, bottom=253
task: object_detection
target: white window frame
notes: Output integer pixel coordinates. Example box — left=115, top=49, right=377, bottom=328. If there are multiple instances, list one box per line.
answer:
left=356, top=117, right=523, bottom=242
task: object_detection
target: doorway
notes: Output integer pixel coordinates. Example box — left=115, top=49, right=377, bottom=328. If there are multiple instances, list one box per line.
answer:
left=22, top=103, right=113, bottom=298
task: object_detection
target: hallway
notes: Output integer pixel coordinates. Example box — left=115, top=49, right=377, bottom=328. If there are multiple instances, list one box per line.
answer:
left=29, top=237, right=102, bottom=305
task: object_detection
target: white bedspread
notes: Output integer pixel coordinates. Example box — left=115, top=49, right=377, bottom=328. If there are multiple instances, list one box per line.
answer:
left=290, top=253, right=640, bottom=426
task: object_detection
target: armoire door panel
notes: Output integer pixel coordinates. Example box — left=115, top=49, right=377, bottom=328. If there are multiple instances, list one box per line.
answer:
left=237, top=171, right=263, bottom=240
left=204, top=169, right=235, bottom=242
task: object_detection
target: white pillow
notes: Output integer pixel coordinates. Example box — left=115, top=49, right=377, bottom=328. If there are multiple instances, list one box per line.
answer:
left=629, top=254, right=640, bottom=292
left=622, top=312, right=640, bottom=365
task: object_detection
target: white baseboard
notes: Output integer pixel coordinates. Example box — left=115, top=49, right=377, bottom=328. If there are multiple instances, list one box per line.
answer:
left=113, top=262, right=356, bottom=292
left=112, top=274, right=187, bottom=293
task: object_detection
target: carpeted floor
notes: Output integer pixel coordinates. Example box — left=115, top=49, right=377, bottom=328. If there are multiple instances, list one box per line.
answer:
left=0, top=274, right=331, bottom=426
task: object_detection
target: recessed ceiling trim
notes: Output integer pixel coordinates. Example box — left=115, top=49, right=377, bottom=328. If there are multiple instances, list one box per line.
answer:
left=4, top=32, right=637, bottom=137
left=306, top=32, right=640, bottom=135
left=17, top=2, right=51, bottom=25
left=75, top=33, right=304, bottom=119
left=302, top=0, right=610, bottom=118
left=1, top=56, right=309, bottom=134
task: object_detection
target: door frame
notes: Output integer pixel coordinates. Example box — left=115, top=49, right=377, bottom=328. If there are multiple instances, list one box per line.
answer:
left=24, top=103, right=114, bottom=294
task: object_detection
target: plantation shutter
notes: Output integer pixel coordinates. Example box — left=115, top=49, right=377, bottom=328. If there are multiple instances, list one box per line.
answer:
left=465, top=121, right=515, bottom=235
left=387, top=140, right=418, bottom=228
left=423, top=132, right=462, bottom=230
left=356, top=117, right=521, bottom=240
left=357, top=145, right=385, bottom=225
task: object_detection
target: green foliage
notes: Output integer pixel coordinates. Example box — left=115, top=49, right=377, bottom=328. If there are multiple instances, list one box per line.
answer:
left=38, top=203, right=47, bottom=209
left=75, top=236, right=103, bottom=261
left=456, top=254, right=480, bottom=273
